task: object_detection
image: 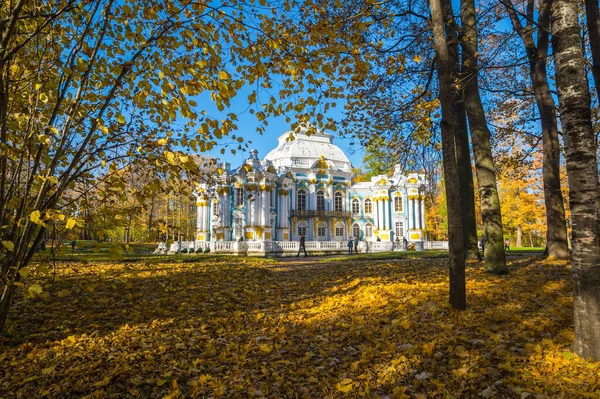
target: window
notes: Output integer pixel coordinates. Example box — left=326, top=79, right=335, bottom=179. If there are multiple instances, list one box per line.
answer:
left=335, top=226, right=344, bottom=237
left=234, top=216, right=243, bottom=237
left=317, top=224, right=326, bottom=238
left=352, top=224, right=360, bottom=239
left=334, top=192, right=343, bottom=212
left=297, top=189, right=307, bottom=211
left=395, top=221, right=404, bottom=237
left=364, top=199, right=372, bottom=214
left=212, top=202, right=219, bottom=217
left=235, top=188, right=244, bottom=207
left=365, top=224, right=373, bottom=238
left=298, top=226, right=307, bottom=237
left=394, top=195, right=403, bottom=212
left=317, top=190, right=325, bottom=211
left=352, top=199, right=360, bottom=215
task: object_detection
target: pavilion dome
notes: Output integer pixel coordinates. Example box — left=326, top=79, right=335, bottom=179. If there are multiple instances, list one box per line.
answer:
left=263, top=125, right=351, bottom=171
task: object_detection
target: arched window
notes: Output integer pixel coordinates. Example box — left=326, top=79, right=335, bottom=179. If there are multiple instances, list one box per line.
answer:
left=394, top=195, right=403, bottom=212
left=297, top=222, right=307, bottom=238
left=364, top=199, right=372, bottom=214
left=334, top=192, right=343, bottom=212
left=352, top=199, right=360, bottom=215
left=317, top=190, right=325, bottom=211
left=297, top=189, right=307, bottom=211
left=352, top=224, right=360, bottom=239
left=365, top=223, right=373, bottom=238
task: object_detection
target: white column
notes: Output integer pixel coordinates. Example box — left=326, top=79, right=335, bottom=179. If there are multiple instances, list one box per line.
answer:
left=420, top=197, right=425, bottom=230
left=253, top=191, right=261, bottom=227
left=373, top=199, right=379, bottom=230
left=327, top=185, right=334, bottom=210
left=262, top=189, right=270, bottom=226
left=383, top=197, right=389, bottom=230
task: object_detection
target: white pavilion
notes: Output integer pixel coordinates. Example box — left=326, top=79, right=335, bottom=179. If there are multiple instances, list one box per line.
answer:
left=170, top=126, right=433, bottom=255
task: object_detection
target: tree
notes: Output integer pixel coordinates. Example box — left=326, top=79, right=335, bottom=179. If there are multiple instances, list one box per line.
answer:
left=431, top=0, right=466, bottom=310
left=460, top=0, right=507, bottom=274
left=502, top=0, right=569, bottom=259
left=0, top=0, right=346, bottom=331
left=552, top=0, right=600, bottom=361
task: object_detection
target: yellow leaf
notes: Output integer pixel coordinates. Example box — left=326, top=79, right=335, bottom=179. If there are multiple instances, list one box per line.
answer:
left=2, top=241, right=14, bottom=251
left=99, top=125, right=109, bottom=134
left=28, top=284, right=43, bottom=296
left=259, top=344, right=271, bottom=353
left=219, top=70, right=230, bottom=80
left=42, top=364, right=57, bottom=375
left=400, top=320, right=411, bottom=330
left=455, top=346, right=469, bottom=357
left=39, top=93, right=48, bottom=103
left=413, top=55, right=422, bottom=63
left=336, top=378, right=353, bottom=393
left=116, top=113, right=126, bottom=124
left=66, top=218, right=77, bottom=230
left=30, top=210, right=42, bottom=225
left=157, top=138, right=168, bottom=146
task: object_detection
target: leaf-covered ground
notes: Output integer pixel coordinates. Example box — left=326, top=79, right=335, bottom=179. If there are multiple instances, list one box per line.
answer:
left=1, top=256, right=599, bottom=398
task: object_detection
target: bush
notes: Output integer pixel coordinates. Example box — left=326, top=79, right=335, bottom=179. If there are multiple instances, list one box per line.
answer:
left=203, top=247, right=210, bottom=254
left=180, top=248, right=188, bottom=254
left=188, top=248, right=195, bottom=253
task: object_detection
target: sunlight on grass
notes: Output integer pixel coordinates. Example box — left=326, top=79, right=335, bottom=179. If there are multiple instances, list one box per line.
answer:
left=0, top=257, right=598, bottom=398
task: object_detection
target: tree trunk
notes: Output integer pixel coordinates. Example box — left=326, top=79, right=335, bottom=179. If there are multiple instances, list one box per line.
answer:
left=516, top=225, right=522, bottom=247
left=431, top=0, right=466, bottom=310
left=585, top=0, right=600, bottom=101
left=460, top=0, right=507, bottom=274
left=552, top=0, right=600, bottom=361
left=504, top=0, right=570, bottom=259
left=444, top=0, right=480, bottom=261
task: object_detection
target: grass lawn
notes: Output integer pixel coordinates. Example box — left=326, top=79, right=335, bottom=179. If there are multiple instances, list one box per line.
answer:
left=0, top=255, right=598, bottom=398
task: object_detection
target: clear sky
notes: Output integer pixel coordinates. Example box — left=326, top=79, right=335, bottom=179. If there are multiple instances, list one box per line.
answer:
left=196, top=89, right=367, bottom=169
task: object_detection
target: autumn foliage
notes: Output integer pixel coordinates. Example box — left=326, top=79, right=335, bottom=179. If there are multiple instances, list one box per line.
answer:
left=0, top=256, right=598, bottom=398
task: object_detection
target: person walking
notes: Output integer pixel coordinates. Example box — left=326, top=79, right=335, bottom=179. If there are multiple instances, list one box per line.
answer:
left=480, top=236, right=485, bottom=253
left=504, top=239, right=510, bottom=251
left=353, top=236, right=359, bottom=254
left=403, top=237, right=408, bottom=251
left=347, top=236, right=353, bottom=255
left=296, top=233, right=308, bottom=257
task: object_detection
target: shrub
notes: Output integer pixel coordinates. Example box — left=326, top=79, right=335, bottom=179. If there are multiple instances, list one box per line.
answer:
left=203, top=247, right=211, bottom=254
left=188, top=248, right=195, bottom=253
left=180, top=248, right=188, bottom=254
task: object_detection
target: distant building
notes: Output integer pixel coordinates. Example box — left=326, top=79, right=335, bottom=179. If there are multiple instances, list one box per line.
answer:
left=194, top=126, right=427, bottom=245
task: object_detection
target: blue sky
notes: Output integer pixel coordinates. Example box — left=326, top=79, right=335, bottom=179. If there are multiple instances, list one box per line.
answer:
left=196, top=89, right=367, bottom=169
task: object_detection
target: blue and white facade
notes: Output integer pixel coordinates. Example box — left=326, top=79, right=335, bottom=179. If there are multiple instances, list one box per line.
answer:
left=193, top=126, right=427, bottom=249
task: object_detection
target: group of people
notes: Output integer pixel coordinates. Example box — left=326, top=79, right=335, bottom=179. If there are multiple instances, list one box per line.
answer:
left=296, top=233, right=410, bottom=257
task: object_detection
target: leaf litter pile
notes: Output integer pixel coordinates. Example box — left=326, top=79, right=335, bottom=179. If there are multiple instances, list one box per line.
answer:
left=1, top=256, right=599, bottom=398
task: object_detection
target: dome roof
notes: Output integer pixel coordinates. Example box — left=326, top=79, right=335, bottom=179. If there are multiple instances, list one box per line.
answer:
left=264, top=126, right=351, bottom=171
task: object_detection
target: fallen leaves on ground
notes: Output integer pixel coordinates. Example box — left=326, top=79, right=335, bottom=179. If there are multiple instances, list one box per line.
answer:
left=0, top=256, right=598, bottom=398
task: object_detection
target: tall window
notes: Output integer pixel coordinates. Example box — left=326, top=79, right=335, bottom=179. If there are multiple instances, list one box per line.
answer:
left=352, top=224, right=360, bottom=239
left=352, top=199, right=360, bottom=215
left=234, top=216, right=243, bottom=237
left=297, top=189, right=307, bottom=211
left=394, top=195, right=403, bottom=212
left=395, top=221, right=404, bottom=237
left=365, top=223, right=373, bottom=238
left=298, top=226, right=307, bottom=237
left=317, top=223, right=326, bottom=238
left=364, top=199, right=372, bottom=214
left=235, top=188, right=244, bottom=207
left=317, top=190, right=325, bottom=211
left=335, top=226, right=344, bottom=237
left=334, top=192, right=343, bottom=212
left=212, top=201, right=219, bottom=217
